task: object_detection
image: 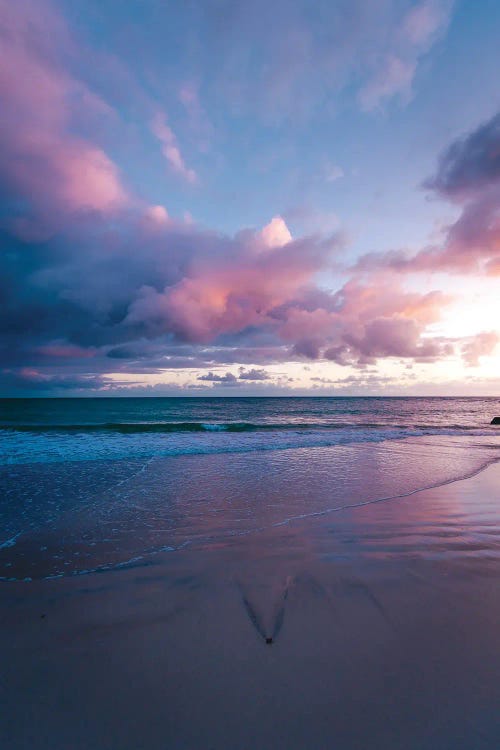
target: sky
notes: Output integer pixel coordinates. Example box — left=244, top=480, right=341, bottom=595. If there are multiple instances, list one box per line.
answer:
left=1, top=0, right=500, bottom=396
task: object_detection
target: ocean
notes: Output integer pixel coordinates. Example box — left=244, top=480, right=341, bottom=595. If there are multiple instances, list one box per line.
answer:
left=2, top=397, right=500, bottom=749
left=1, top=396, right=500, bottom=581
left=1, top=395, right=499, bottom=464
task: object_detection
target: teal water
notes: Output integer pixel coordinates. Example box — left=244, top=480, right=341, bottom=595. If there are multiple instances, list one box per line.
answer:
left=1, top=396, right=498, bottom=464
left=1, top=397, right=499, bottom=581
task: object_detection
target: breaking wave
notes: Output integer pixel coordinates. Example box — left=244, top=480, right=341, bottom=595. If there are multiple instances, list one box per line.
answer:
left=1, top=420, right=497, bottom=434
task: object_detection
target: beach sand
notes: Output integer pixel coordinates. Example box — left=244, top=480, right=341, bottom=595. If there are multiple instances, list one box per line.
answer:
left=1, top=460, right=500, bottom=749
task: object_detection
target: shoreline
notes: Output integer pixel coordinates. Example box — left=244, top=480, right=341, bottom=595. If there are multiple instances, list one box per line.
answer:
left=2, top=461, right=500, bottom=748
left=2, top=445, right=500, bottom=583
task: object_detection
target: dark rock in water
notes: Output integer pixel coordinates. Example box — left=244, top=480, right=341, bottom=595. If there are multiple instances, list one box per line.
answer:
left=491, top=417, right=500, bottom=425
left=266, top=637, right=273, bottom=644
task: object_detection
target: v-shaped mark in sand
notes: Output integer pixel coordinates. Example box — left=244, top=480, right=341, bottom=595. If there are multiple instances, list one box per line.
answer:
left=237, top=572, right=392, bottom=645
left=237, top=577, right=293, bottom=645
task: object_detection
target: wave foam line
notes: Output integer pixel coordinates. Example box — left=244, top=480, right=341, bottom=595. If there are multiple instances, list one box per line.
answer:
left=0, top=532, right=22, bottom=550
left=270, top=456, right=500, bottom=529
left=3, top=455, right=499, bottom=583
left=1, top=421, right=496, bottom=434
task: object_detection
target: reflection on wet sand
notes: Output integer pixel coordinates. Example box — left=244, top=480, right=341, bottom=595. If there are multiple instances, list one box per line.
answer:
left=2, top=435, right=499, bottom=581
left=1, top=456, right=500, bottom=749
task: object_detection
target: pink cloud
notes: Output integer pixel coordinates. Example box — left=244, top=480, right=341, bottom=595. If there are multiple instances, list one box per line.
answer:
left=0, top=193, right=464, bottom=382
left=0, top=0, right=128, bottom=236
left=356, top=111, right=500, bottom=275
left=121, top=218, right=453, bottom=368
left=36, top=342, right=97, bottom=359
left=416, top=113, right=500, bottom=274
left=151, top=113, right=198, bottom=184
left=359, top=56, right=416, bottom=111
left=359, top=1, right=453, bottom=110
left=258, top=216, right=292, bottom=248
left=125, top=226, right=333, bottom=342
left=403, top=1, right=453, bottom=45
left=281, top=279, right=452, bottom=365
left=0, top=0, right=479, bottom=392
left=461, top=331, right=499, bottom=366
left=18, top=368, right=49, bottom=382
left=411, top=191, right=500, bottom=275
left=143, top=205, right=170, bottom=226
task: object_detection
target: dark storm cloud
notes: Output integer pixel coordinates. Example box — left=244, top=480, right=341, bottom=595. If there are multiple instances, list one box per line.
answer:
left=424, top=112, right=500, bottom=199
left=356, top=110, right=500, bottom=276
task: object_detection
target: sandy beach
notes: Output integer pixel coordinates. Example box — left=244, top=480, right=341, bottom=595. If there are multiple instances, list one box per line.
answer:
left=2, top=456, right=500, bottom=749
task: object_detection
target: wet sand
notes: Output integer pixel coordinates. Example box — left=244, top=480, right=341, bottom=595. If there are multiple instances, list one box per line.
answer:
left=1, top=461, right=500, bottom=749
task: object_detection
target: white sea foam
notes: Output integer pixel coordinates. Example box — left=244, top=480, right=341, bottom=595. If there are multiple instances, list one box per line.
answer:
left=1, top=397, right=500, bottom=582
left=0, top=532, right=22, bottom=550
left=0, top=424, right=497, bottom=466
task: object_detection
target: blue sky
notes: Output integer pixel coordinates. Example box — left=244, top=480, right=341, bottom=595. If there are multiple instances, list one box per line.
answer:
left=1, top=0, right=500, bottom=395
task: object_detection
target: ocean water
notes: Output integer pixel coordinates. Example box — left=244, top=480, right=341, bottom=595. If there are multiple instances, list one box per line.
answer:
left=1, top=396, right=499, bottom=464
left=1, top=397, right=500, bottom=580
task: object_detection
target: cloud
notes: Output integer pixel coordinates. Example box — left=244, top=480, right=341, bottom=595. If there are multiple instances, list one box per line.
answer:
left=123, top=220, right=339, bottom=344
left=238, top=368, right=271, bottom=380
left=416, top=111, right=500, bottom=274
left=151, top=113, right=198, bottom=184
left=356, top=110, right=500, bottom=275
left=326, top=316, right=453, bottom=365
left=279, top=279, right=453, bottom=366
left=424, top=112, right=500, bottom=199
left=359, top=56, right=416, bottom=111
left=143, top=205, right=170, bottom=226
left=197, top=371, right=240, bottom=386
left=0, top=0, right=463, bottom=395
left=183, top=0, right=455, bottom=122
left=461, top=331, right=499, bottom=366
left=0, top=367, right=112, bottom=393
left=35, top=342, right=97, bottom=359
left=325, top=165, right=344, bottom=183
left=0, top=0, right=128, bottom=238
left=0, top=0, right=484, bottom=396
left=1, top=196, right=458, bottom=390
left=359, top=0, right=453, bottom=110
left=403, top=1, right=451, bottom=44
left=258, top=216, right=292, bottom=248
